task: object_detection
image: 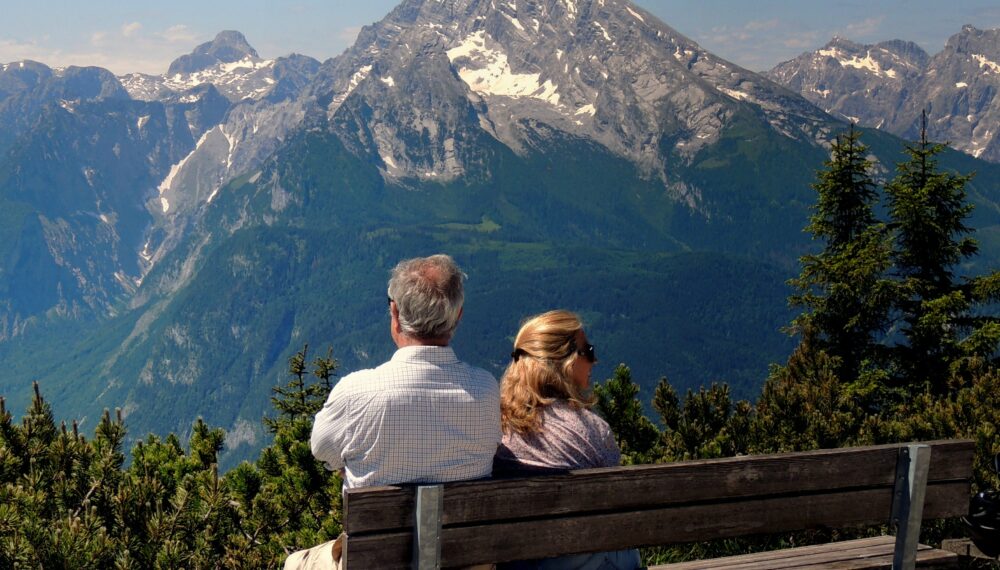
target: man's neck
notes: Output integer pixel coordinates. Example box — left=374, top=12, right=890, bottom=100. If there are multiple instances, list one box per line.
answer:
left=395, top=334, right=449, bottom=348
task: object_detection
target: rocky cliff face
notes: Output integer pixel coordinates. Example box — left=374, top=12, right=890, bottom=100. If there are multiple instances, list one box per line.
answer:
left=121, top=32, right=318, bottom=105
left=0, top=33, right=321, bottom=338
left=304, top=0, right=832, bottom=194
left=118, top=34, right=320, bottom=289
left=3, top=0, right=1000, bottom=468
left=0, top=62, right=129, bottom=156
left=767, top=26, right=1000, bottom=162
left=140, top=0, right=845, bottom=293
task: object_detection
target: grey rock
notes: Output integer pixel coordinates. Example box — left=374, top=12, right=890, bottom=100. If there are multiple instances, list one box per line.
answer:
left=302, top=0, right=832, bottom=192
left=0, top=61, right=128, bottom=155
left=167, top=30, right=260, bottom=76
left=768, top=26, right=1000, bottom=162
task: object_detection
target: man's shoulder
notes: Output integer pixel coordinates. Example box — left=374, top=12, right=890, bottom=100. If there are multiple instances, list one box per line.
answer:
left=454, top=360, right=499, bottom=387
left=333, top=351, right=498, bottom=395
left=329, top=366, right=384, bottom=396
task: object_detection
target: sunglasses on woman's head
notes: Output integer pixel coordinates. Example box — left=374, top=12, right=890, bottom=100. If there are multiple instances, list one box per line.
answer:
left=578, top=343, right=597, bottom=363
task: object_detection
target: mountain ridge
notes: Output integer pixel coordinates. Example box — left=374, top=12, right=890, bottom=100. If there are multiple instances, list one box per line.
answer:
left=1, top=1, right=999, bottom=469
left=767, top=25, right=1000, bottom=163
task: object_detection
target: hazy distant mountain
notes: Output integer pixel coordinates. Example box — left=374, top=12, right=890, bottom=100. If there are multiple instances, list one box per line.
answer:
left=0, top=61, right=128, bottom=156
left=168, top=30, right=259, bottom=76
left=121, top=31, right=320, bottom=103
left=0, top=33, right=321, bottom=342
left=1, top=0, right=999, bottom=468
left=767, top=25, right=1000, bottom=162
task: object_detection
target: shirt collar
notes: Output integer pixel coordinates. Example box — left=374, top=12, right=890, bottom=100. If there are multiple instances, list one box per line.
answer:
left=391, top=345, right=460, bottom=365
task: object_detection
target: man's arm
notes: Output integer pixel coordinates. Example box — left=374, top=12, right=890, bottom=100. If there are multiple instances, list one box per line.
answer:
left=310, top=386, right=351, bottom=471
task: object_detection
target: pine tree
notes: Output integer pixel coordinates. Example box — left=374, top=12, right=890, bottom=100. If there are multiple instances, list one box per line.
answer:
left=788, top=126, right=892, bottom=384
left=653, top=378, right=754, bottom=460
left=226, top=343, right=342, bottom=567
left=0, top=348, right=345, bottom=569
left=593, top=365, right=660, bottom=464
left=266, top=344, right=334, bottom=432
left=884, top=113, right=997, bottom=392
left=753, top=327, right=870, bottom=453
left=312, top=347, right=339, bottom=392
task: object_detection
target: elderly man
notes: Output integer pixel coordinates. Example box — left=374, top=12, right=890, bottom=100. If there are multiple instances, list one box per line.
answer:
left=285, top=254, right=500, bottom=569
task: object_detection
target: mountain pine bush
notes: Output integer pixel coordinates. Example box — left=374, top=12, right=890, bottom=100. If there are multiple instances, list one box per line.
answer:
left=0, top=345, right=341, bottom=568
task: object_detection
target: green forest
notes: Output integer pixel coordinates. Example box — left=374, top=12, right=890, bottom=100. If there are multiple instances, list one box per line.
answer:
left=2, top=127, right=1000, bottom=567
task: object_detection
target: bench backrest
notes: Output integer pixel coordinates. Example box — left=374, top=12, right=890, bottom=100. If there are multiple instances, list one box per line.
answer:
left=341, top=439, right=974, bottom=568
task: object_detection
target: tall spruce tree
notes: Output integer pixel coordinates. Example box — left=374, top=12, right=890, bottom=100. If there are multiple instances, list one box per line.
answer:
left=884, top=114, right=997, bottom=392
left=788, top=126, right=892, bottom=385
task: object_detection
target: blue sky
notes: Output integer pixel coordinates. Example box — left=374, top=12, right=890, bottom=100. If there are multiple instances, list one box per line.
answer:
left=3, top=1, right=999, bottom=74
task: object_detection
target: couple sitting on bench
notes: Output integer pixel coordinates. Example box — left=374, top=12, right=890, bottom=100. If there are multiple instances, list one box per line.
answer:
left=285, top=254, right=640, bottom=569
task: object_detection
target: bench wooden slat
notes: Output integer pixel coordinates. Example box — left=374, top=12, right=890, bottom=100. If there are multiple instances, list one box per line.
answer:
left=343, top=481, right=968, bottom=568
left=344, top=439, right=973, bottom=535
left=653, top=536, right=900, bottom=569
left=650, top=536, right=958, bottom=569
left=818, top=552, right=958, bottom=569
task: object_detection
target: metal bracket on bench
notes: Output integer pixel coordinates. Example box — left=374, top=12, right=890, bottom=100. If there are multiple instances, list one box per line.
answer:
left=891, top=444, right=931, bottom=570
left=413, top=485, right=443, bottom=569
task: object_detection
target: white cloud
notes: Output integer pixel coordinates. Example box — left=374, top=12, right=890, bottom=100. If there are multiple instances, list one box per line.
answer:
left=841, top=16, right=885, bottom=39
left=122, top=22, right=142, bottom=38
left=0, top=38, right=59, bottom=66
left=160, top=25, right=197, bottom=43
left=745, top=19, right=780, bottom=32
left=782, top=31, right=823, bottom=50
left=698, top=20, right=826, bottom=71
left=0, top=23, right=209, bottom=75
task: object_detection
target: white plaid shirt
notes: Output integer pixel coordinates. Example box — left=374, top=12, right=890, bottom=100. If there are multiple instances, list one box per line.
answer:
left=310, top=345, right=501, bottom=489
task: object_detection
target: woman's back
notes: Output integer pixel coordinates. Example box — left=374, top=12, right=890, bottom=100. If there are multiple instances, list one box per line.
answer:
left=495, top=400, right=619, bottom=472
left=495, top=310, right=641, bottom=570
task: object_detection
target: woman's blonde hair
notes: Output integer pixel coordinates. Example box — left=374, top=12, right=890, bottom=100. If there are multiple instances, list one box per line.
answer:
left=500, top=310, right=595, bottom=434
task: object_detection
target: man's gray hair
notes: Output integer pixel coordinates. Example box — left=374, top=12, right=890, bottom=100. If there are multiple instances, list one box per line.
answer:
left=388, top=254, right=465, bottom=340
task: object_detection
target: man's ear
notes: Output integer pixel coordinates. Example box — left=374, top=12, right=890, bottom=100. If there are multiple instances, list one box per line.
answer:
left=390, top=301, right=402, bottom=335
left=456, top=306, right=464, bottom=325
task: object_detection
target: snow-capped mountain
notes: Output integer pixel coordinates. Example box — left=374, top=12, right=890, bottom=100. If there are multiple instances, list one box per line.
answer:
left=136, top=33, right=320, bottom=206
left=300, top=0, right=831, bottom=193
left=767, top=26, right=1000, bottom=162
left=146, top=0, right=841, bottom=274
left=119, top=33, right=320, bottom=275
left=120, top=31, right=319, bottom=104
left=3, top=0, right=1000, bottom=467
left=0, top=32, right=321, bottom=338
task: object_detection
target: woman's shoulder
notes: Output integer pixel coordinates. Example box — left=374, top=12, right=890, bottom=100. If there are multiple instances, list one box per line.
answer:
left=544, top=400, right=613, bottom=436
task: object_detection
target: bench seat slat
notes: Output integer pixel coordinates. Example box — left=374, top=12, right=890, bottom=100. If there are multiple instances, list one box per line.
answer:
left=343, top=481, right=968, bottom=568
left=344, top=440, right=973, bottom=535
left=650, top=536, right=958, bottom=569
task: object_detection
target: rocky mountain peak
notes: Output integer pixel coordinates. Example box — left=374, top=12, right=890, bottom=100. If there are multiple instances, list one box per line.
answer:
left=122, top=31, right=319, bottom=104
left=310, top=0, right=830, bottom=189
left=767, top=25, right=1000, bottom=163
left=874, top=39, right=930, bottom=67
left=49, top=66, right=130, bottom=100
left=824, top=36, right=862, bottom=51
left=0, top=60, right=55, bottom=97
left=167, top=30, right=260, bottom=76
left=0, top=61, right=127, bottom=102
left=944, top=25, right=1000, bottom=56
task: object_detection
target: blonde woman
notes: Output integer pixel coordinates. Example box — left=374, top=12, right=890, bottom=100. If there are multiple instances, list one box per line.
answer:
left=495, top=310, right=640, bottom=570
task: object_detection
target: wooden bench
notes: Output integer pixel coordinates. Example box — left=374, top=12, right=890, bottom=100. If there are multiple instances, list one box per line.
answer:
left=340, top=439, right=974, bottom=569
